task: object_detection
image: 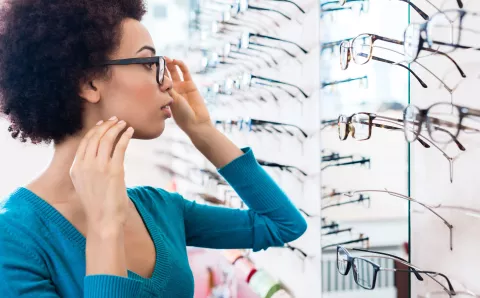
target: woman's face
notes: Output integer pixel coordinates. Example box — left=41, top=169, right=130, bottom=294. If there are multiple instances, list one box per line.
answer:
left=90, top=18, right=173, bottom=140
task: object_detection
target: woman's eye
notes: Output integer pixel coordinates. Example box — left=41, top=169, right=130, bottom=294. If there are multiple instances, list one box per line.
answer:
left=145, top=63, right=155, bottom=70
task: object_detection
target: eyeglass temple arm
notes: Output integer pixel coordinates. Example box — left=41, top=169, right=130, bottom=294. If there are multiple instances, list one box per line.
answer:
left=250, top=33, right=309, bottom=54
left=253, top=81, right=297, bottom=98
left=322, top=158, right=371, bottom=170
left=249, top=42, right=297, bottom=58
left=322, top=195, right=370, bottom=210
left=396, top=0, right=429, bottom=20
left=322, top=75, right=368, bottom=87
left=322, top=227, right=352, bottom=236
left=350, top=189, right=454, bottom=249
left=247, top=5, right=292, bottom=20
left=322, top=222, right=339, bottom=229
left=284, top=244, right=308, bottom=257
left=264, top=0, right=305, bottom=13
left=376, top=35, right=465, bottom=77
left=420, top=47, right=466, bottom=78
left=375, top=114, right=465, bottom=150
left=320, top=0, right=364, bottom=7
left=322, top=237, right=369, bottom=250
left=252, top=75, right=309, bottom=98
left=252, top=119, right=308, bottom=138
left=370, top=118, right=430, bottom=148
left=370, top=55, right=428, bottom=88
left=299, top=208, right=321, bottom=217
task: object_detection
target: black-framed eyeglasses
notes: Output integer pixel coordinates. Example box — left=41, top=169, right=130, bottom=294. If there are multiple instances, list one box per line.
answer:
left=403, top=102, right=480, bottom=144
left=98, top=56, right=166, bottom=86
left=404, top=9, right=480, bottom=63
left=337, top=246, right=456, bottom=294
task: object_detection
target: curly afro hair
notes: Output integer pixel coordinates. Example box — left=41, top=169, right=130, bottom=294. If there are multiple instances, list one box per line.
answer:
left=0, top=0, right=147, bottom=144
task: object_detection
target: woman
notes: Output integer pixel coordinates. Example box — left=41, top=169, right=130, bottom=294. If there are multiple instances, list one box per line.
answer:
left=0, top=0, right=307, bottom=297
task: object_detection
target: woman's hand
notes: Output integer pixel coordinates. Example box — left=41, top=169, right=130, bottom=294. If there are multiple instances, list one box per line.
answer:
left=70, top=117, right=134, bottom=232
left=165, top=57, right=213, bottom=137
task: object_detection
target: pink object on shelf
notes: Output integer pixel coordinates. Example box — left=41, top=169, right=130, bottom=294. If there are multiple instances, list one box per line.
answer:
left=187, top=248, right=260, bottom=298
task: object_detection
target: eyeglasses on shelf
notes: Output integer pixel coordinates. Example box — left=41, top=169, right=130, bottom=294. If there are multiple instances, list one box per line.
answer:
left=340, top=40, right=428, bottom=88
left=215, top=118, right=308, bottom=138
left=322, top=235, right=370, bottom=250
left=240, top=72, right=309, bottom=98
left=321, top=156, right=371, bottom=171
left=240, top=31, right=309, bottom=54
left=343, top=189, right=454, bottom=250
left=321, top=75, right=368, bottom=94
left=337, top=246, right=456, bottom=294
left=344, top=33, right=465, bottom=77
left=404, top=9, right=480, bottom=63
left=403, top=102, right=480, bottom=145
left=322, top=227, right=353, bottom=236
left=257, top=159, right=308, bottom=179
left=322, top=194, right=371, bottom=210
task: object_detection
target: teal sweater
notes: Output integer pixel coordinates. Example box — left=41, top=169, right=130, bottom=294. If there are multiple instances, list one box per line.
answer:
left=0, top=148, right=307, bottom=297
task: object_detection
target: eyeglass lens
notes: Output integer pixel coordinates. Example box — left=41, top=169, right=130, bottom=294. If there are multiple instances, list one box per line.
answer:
left=352, top=258, right=376, bottom=289
left=352, top=34, right=372, bottom=65
left=351, top=114, right=370, bottom=140
left=336, top=247, right=349, bottom=275
left=427, top=11, right=463, bottom=53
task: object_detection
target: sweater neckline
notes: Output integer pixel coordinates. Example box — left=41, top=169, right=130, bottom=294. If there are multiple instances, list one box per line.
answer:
left=16, top=186, right=171, bottom=292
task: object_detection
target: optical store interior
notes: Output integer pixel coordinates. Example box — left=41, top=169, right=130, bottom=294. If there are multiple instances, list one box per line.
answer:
left=1, top=0, right=480, bottom=297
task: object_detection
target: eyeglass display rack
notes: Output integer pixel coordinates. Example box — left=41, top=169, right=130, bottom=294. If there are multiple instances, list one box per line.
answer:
left=320, top=0, right=480, bottom=297
left=155, top=0, right=322, bottom=297
left=320, top=0, right=412, bottom=296
left=407, top=0, right=480, bottom=296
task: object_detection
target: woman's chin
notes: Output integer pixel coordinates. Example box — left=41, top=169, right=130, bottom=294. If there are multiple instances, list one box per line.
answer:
left=132, top=123, right=166, bottom=140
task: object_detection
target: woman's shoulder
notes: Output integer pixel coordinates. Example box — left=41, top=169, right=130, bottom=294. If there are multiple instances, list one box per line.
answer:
left=0, top=187, right=45, bottom=242
left=127, top=185, right=185, bottom=212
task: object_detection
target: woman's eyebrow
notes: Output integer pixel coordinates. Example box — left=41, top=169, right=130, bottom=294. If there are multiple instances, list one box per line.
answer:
left=136, top=45, right=156, bottom=54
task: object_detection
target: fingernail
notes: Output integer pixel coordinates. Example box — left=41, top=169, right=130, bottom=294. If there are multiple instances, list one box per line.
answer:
left=118, top=120, right=126, bottom=125
left=96, top=120, right=104, bottom=125
left=109, top=116, right=117, bottom=121
left=127, top=127, right=134, bottom=134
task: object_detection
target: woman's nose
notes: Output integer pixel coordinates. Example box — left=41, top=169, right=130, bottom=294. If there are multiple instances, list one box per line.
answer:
left=160, top=75, right=173, bottom=93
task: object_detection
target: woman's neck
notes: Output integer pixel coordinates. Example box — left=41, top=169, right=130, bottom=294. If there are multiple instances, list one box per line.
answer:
left=29, top=135, right=83, bottom=203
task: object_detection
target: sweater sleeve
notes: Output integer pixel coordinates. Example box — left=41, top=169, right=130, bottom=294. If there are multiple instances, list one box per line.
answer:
left=0, top=221, right=141, bottom=298
left=178, top=147, right=307, bottom=252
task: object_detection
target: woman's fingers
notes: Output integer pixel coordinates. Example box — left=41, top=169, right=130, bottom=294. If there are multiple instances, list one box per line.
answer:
left=111, top=127, right=134, bottom=169
left=84, top=117, right=119, bottom=161
left=173, top=59, right=192, bottom=81
left=75, top=122, right=101, bottom=161
left=165, top=57, right=182, bottom=81
left=96, top=120, right=128, bottom=165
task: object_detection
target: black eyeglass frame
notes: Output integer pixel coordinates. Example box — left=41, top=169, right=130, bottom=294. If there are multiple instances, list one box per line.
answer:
left=98, top=56, right=166, bottom=86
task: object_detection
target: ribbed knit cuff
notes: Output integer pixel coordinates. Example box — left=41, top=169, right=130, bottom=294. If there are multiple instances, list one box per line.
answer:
left=218, top=147, right=286, bottom=211
left=84, top=275, right=142, bottom=298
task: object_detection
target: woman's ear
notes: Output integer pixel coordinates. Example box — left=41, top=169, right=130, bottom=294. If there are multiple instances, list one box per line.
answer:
left=79, top=79, right=101, bottom=104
